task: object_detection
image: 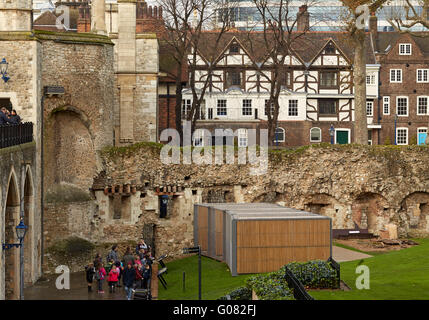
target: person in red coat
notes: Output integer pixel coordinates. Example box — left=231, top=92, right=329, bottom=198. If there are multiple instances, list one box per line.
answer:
left=107, top=265, right=120, bottom=293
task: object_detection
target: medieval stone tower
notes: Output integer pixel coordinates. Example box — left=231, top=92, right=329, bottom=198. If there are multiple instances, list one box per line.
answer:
left=77, top=0, right=159, bottom=145
left=0, top=0, right=32, bottom=31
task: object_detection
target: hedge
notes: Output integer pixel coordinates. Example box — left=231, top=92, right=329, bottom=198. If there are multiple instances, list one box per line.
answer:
left=283, top=260, right=339, bottom=289
left=245, top=270, right=294, bottom=300
left=218, top=286, right=252, bottom=300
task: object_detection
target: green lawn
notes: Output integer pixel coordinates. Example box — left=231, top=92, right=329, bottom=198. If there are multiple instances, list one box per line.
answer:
left=158, top=239, right=429, bottom=300
left=311, top=239, right=429, bottom=300
left=158, top=255, right=253, bottom=300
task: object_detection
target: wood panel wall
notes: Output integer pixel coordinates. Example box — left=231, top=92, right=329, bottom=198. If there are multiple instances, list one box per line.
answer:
left=215, top=209, right=224, bottom=258
left=236, top=219, right=331, bottom=274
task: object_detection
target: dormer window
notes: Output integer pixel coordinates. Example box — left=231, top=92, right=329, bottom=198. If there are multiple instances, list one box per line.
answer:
left=229, top=44, right=239, bottom=54
left=325, top=43, right=335, bottom=54
left=399, top=43, right=412, bottom=55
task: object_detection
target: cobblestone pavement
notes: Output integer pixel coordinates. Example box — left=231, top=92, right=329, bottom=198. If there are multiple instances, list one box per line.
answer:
left=24, top=271, right=126, bottom=300
left=332, top=246, right=372, bottom=262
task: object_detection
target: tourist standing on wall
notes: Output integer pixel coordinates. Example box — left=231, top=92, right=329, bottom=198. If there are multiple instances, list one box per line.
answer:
left=123, top=262, right=136, bottom=300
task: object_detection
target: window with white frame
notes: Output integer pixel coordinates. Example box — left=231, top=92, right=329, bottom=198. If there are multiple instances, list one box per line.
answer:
left=399, top=43, right=412, bottom=55
left=237, top=128, right=248, bottom=147
left=264, top=100, right=275, bottom=116
left=417, top=69, right=429, bottom=83
left=182, top=99, right=191, bottom=117
left=418, top=127, right=427, bottom=134
left=418, top=96, right=428, bottom=115
left=274, top=127, right=285, bottom=142
left=383, top=96, right=390, bottom=115
left=193, top=129, right=205, bottom=147
left=310, top=127, right=321, bottom=142
left=288, top=100, right=298, bottom=116
left=366, top=101, right=374, bottom=116
left=242, top=99, right=252, bottom=116
left=366, top=74, right=376, bottom=85
left=396, top=97, right=408, bottom=116
left=217, top=99, right=227, bottom=116
left=390, top=69, right=402, bottom=83
left=396, top=127, right=408, bottom=145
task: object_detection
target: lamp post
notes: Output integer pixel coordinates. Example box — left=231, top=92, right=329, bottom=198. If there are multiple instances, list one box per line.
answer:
left=2, top=218, right=28, bottom=300
left=0, top=58, right=10, bottom=83
left=329, top=124, right=335, bottom=144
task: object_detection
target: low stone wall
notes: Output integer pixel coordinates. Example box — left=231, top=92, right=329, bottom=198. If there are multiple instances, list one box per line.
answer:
left=43, top=143, right=429, bottom=260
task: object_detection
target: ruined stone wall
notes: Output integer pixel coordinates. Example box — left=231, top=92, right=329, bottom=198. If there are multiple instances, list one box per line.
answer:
left=40, top=33, right=115, bottom=196
left=43, top=144, right=429, bottom=260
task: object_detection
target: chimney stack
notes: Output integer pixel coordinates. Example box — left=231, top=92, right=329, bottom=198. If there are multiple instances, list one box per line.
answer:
left=297, top=5, right=309, bottom=32
left=369, top=12, right=378, bottom=41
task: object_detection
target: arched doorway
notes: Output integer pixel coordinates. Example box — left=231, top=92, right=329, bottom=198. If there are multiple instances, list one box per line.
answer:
left=44, top=109, right=97, bottom=192
left=4, top=172, right=20, bottom=300
left=23, top=168, right=34, bottom=285
left=352, top=192, right=389, bottom=234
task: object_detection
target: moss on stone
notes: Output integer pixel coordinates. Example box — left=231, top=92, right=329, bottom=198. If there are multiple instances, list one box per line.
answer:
left=45, top=184, right=92, bottom=203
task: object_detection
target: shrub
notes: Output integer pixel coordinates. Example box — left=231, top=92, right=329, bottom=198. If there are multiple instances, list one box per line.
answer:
left=218, top=286, right=252, bottom=300
left=246, top=270, right=294, bottom=300
left=284, top=260, right=339, bottom=289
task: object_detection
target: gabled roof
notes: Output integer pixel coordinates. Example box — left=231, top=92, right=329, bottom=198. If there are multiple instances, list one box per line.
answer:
left=376, top=32, right=429, bottom=56
left=175, top=31, right=377, bottom=67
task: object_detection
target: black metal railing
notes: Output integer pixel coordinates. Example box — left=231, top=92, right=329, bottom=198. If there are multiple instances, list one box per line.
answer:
left=328, top=257, right=341, bottom=289
left=0, top=122, right=33, bottom=149
left=284, top=266, right=314, bottom=300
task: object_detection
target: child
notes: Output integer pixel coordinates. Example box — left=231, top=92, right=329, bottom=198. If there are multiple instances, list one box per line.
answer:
left=115, top=261, right=122, bottom=287
left=142, top=264, right=151, bottom=290
left=85, top=263, right=96, bottom=292
left=96, top=263, right=106, bottom=294
left=134, top=254, right=142, bottom=266
left=107, top=265, right=120, bottom=293
left=134, top=263, right=143, bottom=289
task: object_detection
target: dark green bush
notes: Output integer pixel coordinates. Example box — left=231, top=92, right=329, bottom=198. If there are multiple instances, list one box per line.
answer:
left=246, top=270, right=294, bottom=300
left=218, top=286, right=252, bottom=300
left=283, top=260, right=339, bottom=289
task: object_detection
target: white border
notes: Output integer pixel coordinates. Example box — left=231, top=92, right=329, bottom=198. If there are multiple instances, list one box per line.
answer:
left=334, top=128, right=351, bottom=144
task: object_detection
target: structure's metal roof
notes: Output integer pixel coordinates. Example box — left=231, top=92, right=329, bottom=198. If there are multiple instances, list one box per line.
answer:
left=196, top=203, right=330, bottom=220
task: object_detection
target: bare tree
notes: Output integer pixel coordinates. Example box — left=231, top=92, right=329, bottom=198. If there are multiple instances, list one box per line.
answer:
left=186, top=1, right=235, bottom=135
left=339, top=0, right=387, bottom=144
left=245, top=0, right=318, bottom=146
left=158, top=0, right=235, bottom=142
left=386, top=0, right=429, bottom=34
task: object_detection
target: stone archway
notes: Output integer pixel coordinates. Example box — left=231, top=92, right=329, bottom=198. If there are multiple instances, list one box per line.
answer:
left=4, top=172, right=20, bottom=300
left=304, top=193, right=351, bottom=229
left=23, top=167, right=34, bottom=285
left=400, top=192, right=429, bottom=234
left=44, top=108, right=97, bottom=193
left=352, top=192, right=389, bottom=234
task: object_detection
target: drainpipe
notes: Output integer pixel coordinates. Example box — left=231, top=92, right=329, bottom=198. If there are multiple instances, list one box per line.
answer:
left=40, top=93, right=45, bottom=274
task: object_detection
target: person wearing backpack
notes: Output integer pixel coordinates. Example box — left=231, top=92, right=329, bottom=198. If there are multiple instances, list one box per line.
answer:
left=96, top=263, right=107, bottom=294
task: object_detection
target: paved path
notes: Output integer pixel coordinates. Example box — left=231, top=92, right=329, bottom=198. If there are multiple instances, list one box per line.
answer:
left=332, top=246, right=372, bottom=262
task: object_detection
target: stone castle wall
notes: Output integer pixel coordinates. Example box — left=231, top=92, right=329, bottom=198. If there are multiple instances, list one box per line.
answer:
left=42, top=144, right=429, bottom=261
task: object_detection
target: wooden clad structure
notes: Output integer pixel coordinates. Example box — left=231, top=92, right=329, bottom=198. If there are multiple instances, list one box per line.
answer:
left=194, top=203, right=332, bottom=276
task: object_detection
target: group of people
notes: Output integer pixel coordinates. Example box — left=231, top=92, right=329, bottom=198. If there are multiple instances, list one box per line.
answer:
left=0, top=107, right=21, bottom=125
left=85, top=239, right=154, bottom=300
